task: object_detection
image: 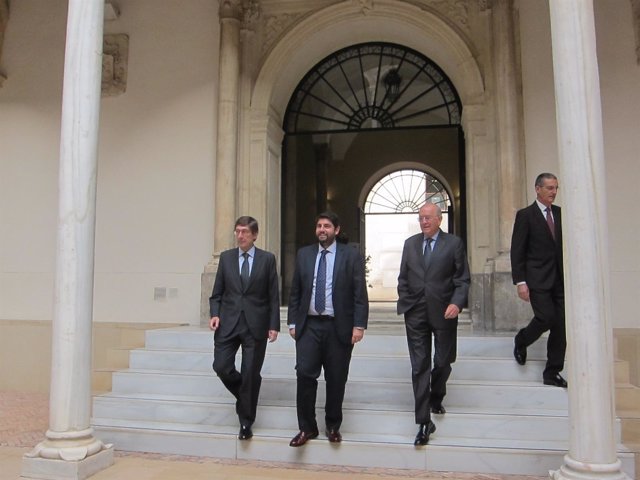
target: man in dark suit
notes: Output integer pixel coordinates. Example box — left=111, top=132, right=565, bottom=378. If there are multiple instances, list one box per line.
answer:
left=511, top=173, right=567, bottom=388
left=287, top=211, right=369, bottom=447
left=209, top=216, right=280, bottom=440
left=397, top=202, right=470, bottom=446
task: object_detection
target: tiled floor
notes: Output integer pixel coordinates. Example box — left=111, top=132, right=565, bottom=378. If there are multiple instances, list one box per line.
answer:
left=1, top=390, right=545, bottom=480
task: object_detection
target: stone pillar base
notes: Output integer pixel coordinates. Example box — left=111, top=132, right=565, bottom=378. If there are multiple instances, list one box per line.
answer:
left=200, top=270, right=216, bottom=327
left=22, top=446, right=114, bottom=480
left=550, top=456, right=631, bottom=480
left=471, top=253, right=532, bottom=331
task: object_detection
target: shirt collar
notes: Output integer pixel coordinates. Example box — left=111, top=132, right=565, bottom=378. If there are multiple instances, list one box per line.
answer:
left=239, top=245, right=256, bottom=258
left=536, top=199, right=552, bottom=214
left=424, top=230, right=440, bottom=242
left=318, top=241, right=337, bottom=254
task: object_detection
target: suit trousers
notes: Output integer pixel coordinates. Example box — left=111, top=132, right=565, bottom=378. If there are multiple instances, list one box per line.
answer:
left=212, top=312, right=268, bottom=427
left=515, top=277, right=566, bottom=378
left=404, top=301, right=457, bottom=424
left=295, top=316, right=354, bottom=433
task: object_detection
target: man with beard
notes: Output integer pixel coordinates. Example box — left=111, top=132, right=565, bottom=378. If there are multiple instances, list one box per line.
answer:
left=287, top=211, right=369, bottom=447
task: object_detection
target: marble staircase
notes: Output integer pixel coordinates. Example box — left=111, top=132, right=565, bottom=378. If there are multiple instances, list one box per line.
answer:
left=91, top=313, right=636, bottom=477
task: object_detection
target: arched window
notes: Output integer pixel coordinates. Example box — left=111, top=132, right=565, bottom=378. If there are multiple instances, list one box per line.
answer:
left=364, top=169, right=451, bottom=215
left=285, top=43, right=462, bottom=134
left=362, top=169, right=452, bottom=301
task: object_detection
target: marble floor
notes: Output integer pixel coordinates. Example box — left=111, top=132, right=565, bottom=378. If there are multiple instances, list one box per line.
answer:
left=1, top=390, right=546, bottom=480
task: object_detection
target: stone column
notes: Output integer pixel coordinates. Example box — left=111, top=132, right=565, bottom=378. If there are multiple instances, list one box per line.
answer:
left=485, top=0, right=528, bottom=331
left=549, top=1, right=629, bottom=479
left=201, top=0, right=243, bottom=325
left=214, top=0, right=242, bottom=252
left=492, top=0, right=525, bottom=256
left=22, top=0, right=114, bottom=478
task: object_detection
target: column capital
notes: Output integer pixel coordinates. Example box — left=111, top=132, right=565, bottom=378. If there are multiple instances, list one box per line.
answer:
left=219, top=0, right=243, bottom=21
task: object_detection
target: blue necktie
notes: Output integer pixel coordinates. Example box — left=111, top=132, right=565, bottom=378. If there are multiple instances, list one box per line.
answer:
left=424, top=238, right=433, bottom=267
left=315, top=250, right=328, bottom=314
left=241, top=252, right=250, bottom=290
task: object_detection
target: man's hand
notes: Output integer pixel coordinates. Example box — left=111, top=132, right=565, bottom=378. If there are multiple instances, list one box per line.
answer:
left=517, top=284, right=530, bottom=302
left=444, top=304, right=460, bottom=319
left=268, top=330, right=278, bottom=342
left=351, top=327, right=365, bottom=344
left=289, top=327, right=296, bottom=339
left=209, top=316, right=220, bottom=331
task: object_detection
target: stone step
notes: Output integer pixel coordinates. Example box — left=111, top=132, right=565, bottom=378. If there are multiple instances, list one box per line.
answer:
left=129, top=349, right=548, bottom=382
left=93, top=394, right=613, bottom=442
left=109, top=369, right=570, bottom=411
left=142, top=326, right=547, bottom=357
left=91, top=420, right=635, bottom=476
left=91, top=327, right=635, bottom=478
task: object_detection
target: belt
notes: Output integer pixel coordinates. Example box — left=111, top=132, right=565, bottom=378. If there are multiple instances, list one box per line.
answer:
left=307, top=315, right=334, bottom=321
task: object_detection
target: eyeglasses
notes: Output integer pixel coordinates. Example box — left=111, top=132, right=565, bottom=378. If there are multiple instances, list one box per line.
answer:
left=417, top=215, right=439, bottom=222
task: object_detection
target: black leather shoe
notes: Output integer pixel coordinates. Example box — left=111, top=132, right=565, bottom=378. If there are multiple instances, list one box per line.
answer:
left=414, top=421, right=436, bottom=446
left=543, top=373, right=568, bottom=388
left=238, top=425, right=253, bottom=440
left=430, top=403, right=446, bottom=415
left=289, top=430, right=319, bottom=447
left=325, top=428, right=342, bottom=443
left=514, top=342, right=527, bottom=365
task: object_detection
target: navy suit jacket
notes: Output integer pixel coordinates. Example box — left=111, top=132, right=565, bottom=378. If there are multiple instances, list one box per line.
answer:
left=287, top=242, right=369, bottom=345
left=209, top=247, right=280, bottom=340
left=510, top=202, right=563, bottom=291
left=397, top=230, right=470, bottom=327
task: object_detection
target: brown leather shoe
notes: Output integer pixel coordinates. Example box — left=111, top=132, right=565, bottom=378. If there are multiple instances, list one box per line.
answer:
left=289, top=430, right=319, bottom=447
left=325, top=428, right=342, bottom=443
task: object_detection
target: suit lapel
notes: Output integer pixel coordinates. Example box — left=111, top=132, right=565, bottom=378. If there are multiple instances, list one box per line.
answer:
left=533, top=202, right=555, bottom=241
left=244, top=248, right=263, bottom=290
left=333, top=243, right=344, bottom=285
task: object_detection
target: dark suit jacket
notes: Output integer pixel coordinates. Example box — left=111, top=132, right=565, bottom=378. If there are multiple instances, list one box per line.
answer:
left=209, top=247, right=280, bottom=340
left=397, top=230, right=470, bottom=327
left=510, top=202, right=563, bottom=291
left=287, top=242, right=369, bottom=344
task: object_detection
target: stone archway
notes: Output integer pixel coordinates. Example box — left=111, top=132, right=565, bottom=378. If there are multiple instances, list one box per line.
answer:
left=245, top=0, right=486, bottom=254
left=235, top=0, right=522, bottom=327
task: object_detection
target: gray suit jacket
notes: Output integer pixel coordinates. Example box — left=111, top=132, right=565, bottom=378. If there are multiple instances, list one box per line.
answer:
left=397, top=230, right=470, bottom=327
left=209, top=247, right=280, bottom=340
left=287, top=242, right=369, bottom=345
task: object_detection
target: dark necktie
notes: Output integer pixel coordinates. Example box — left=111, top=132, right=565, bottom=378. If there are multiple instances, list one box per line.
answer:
left=545, top=207, right=555, bottom=239
left=241, top=252, right=250, bottom=290
left=423, top=238, right=433, bottom=267
left=315, top=250, right=328, bottom=314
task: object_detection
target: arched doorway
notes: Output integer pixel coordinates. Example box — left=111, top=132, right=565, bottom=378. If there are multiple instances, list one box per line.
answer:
left=363, top=168, right=453, bottom=301
left=281, top=42, right=465, bottom=301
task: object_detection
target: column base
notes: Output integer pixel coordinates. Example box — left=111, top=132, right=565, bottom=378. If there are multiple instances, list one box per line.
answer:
left=22, top=446, right=114, bottom=480
left=550, top=455, right=631, bottom=480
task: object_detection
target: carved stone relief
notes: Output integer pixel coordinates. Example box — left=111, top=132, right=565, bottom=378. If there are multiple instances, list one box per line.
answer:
left=102, top=34, right=129, bottom=97
left=0, top=0, right=8, bottom=87
left=257, top=0, right=474, bottom=58
left=262, top=12, right=306, bottom=55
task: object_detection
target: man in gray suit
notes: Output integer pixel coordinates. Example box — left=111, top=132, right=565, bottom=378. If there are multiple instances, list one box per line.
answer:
left=209, top=216, right=280, bottom=440
left=397, top=202, right=470, bottom=446
left=287, top=211, right=369, bottom=447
